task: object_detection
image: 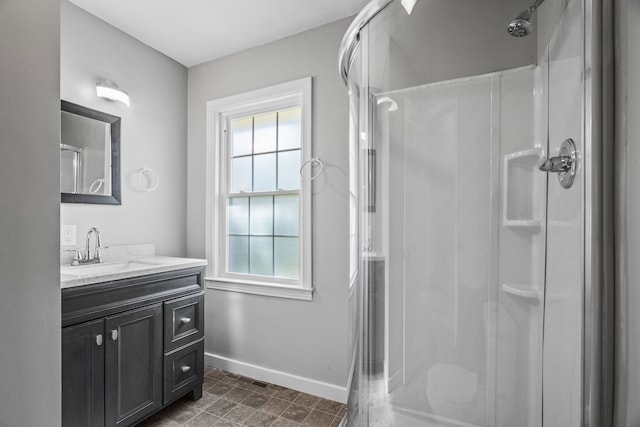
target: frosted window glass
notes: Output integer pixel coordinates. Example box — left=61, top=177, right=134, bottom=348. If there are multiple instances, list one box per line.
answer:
left=274, top=195, right=299, bottom=236
left=278, top=108, right=301, bottom=150
left=231, top=117, right=253, bottom=156
left=228, top=236, right=249, bottom=274
left=277, top=150, right=300, bottom=190
left=253, top=153, right=277, bottom=192
left=250, top=236, right=273, bottom=276
left=275, top=237, right=299, bottom=279
left=254, top=113, right=277, bottom=154
left=228, top=197, right=249, bottom=235
left=231, top=157, right=252, bottom=193
left=249, top=196, right=273, bottom=235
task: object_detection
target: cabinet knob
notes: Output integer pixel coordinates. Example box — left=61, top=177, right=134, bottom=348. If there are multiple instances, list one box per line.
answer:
left=181, top=365, right=191, bottom=373
left=96, top=334, right=103, bottom=346
left=180, top=317, right=191, bottom=325
left=111, top=329, right=118, bottom=341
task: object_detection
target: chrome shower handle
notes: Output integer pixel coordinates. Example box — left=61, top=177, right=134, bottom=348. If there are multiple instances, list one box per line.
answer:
left=538, top=155, right=572, bottom=173
left=538, top=138, right=578, bottom=189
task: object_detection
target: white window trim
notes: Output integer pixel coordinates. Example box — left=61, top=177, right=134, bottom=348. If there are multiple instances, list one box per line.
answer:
left=205, top=77, right=313, bottom=301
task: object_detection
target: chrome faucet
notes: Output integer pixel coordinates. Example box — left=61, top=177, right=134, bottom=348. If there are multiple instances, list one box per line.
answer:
left=72, top=227, right=104, bottom=265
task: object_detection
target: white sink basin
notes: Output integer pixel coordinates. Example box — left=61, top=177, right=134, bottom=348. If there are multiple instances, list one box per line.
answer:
left=61, top=261, right=156, bottom=278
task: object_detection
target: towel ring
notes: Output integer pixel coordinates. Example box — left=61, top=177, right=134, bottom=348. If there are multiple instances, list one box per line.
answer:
left=300, top=157, right=324, bottom=181
left=88, top=178, right=104, bottom=194
left=137, top=167, right=160, bottom=192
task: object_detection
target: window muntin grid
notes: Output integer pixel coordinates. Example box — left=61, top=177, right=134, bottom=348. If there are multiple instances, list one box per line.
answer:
left=226, top=108, right=302, bottom=280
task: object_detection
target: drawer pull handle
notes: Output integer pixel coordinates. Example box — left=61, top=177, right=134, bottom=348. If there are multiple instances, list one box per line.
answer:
left=96, top=334, right=103, bottom=346
left=181, top=365, right=191, bottom=373
left=180, top=317, right=191, bottom=324
left=111, top=329, right=118, bottom=341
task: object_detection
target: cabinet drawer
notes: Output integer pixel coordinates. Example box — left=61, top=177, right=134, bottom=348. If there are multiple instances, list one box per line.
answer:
left=163, top=339, right=204, bottom=405
left=164, top=292, right=204, bottom=351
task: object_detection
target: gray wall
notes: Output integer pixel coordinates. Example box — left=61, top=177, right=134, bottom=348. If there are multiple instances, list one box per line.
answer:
left=0, top=0, right=61, bottom=425
left=187, top=18, right=351, bottom=397
left=364, top=0, right=537, bottom=92
left=60, top=0, right=188, bottom=256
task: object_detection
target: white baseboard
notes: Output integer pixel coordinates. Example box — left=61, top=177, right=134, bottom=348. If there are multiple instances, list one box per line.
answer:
left=205, top=352, right=348, bottom=404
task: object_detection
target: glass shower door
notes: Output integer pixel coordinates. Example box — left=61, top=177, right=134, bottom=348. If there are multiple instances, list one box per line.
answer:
left=341, top=0, right=587, bottom=425
left=341, top=0, right=604, bottom=425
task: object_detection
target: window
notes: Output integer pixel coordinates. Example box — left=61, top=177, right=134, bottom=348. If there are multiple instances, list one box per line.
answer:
left=206, top=78, right=312, bottom=300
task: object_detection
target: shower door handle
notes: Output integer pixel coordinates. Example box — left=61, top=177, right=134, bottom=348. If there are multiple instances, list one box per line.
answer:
left=538, top=138, right=577, bottom=189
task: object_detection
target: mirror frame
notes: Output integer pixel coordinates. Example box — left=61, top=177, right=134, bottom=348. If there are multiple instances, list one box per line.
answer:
left=61, top=100, right=121, bottom=205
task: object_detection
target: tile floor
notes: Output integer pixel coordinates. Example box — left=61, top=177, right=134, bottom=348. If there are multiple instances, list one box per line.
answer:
left=138, top=367, right=346, bottom=427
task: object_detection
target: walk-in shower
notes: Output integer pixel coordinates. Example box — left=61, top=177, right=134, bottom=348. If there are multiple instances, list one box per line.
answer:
left=339, top=0, right=612, bottom=425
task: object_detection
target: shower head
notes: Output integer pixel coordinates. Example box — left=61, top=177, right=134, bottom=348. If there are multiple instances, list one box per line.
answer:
left=507, top=0, right=545, bottom=37
left=507, top=13, right=534, bottom=37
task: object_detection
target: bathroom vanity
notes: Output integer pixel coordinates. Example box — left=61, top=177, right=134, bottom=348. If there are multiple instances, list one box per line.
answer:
left=61, top=250, right=206, bottom=427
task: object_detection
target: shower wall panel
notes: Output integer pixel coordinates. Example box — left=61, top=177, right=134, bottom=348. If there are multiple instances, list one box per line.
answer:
left=496, top=69, right=545, bottom=427
left=395, top=79, right=493, bottom=426
left=374, top=67, right=543, bottom=426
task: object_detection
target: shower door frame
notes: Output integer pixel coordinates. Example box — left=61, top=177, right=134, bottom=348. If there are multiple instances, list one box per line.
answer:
left=582, top=0, right=614, bottom=425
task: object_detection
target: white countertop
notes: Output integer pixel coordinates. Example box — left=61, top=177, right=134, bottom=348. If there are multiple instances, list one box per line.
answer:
left=60, top=244, right=207, bottom=289
left=61, top=256, right=207, bottom=289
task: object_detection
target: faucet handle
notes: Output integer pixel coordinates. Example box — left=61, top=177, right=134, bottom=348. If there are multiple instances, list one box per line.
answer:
left=95, top=246, right=104, bottom=263
left=71, top=248, right=82, bottom=266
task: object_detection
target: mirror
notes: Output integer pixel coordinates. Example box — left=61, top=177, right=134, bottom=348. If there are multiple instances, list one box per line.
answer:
left=60, top=100, right=121, bottom=204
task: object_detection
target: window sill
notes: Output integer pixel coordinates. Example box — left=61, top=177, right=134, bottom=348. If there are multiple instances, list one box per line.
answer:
left=205, top=277, right=314, bottom=301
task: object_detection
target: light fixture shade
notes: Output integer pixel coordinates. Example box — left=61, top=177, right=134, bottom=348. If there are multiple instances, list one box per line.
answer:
left=96, top=80, right=130, bottom=106
left=401, top=0, right=418, bottom=15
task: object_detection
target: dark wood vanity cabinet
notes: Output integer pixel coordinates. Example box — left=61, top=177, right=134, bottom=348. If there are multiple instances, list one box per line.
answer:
left=62, top=267, right=205, bottom=427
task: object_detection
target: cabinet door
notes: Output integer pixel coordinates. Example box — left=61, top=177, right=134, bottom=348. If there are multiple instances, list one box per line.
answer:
left=105, top=304, right=162, bottom=427
left=62, top=319, right=105, bottom=427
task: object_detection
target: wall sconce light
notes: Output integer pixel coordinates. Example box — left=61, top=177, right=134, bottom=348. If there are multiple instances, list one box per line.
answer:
left=401, top=0, right=418, bottom=15
left=96, top=80, right=130, bottom=106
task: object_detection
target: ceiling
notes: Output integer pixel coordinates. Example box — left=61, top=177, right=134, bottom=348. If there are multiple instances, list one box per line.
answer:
left=68, top=0, right=370, bottom=68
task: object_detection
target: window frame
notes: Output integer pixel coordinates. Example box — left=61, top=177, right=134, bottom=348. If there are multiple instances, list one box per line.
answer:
left=205, top=77, right=313, bottom=300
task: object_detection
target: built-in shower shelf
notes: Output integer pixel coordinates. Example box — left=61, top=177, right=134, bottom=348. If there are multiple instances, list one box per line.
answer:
left=503, top=149, right=544, bottom=228
left=501, top=283, right=541, bottom=303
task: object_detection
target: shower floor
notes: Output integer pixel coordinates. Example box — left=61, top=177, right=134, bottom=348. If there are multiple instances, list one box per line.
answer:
left=385, top=360, right=488, bottom=427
